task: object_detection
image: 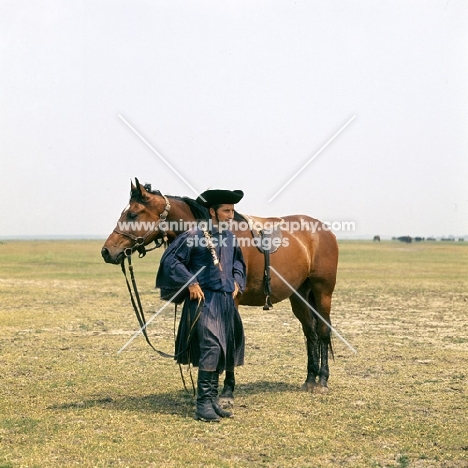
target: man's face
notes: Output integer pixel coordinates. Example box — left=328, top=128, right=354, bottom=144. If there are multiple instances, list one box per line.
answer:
left=210, top=204, right=235, bottom=224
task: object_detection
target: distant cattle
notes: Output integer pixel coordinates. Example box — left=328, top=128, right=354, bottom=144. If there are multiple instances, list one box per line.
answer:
left=397, top=236, right=412, bottom=243
left=373, top=235, right=381, bottom=242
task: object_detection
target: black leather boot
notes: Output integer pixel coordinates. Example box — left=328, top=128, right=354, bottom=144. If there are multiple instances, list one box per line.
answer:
left=211, top=372, right=233, bottom=418
left=194, top=370, right=220, bottom=422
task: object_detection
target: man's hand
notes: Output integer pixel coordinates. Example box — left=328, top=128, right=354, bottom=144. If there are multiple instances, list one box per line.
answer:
left=232, top=282, right=240, bottom=299
left=188, top=283, right=205, bottom=301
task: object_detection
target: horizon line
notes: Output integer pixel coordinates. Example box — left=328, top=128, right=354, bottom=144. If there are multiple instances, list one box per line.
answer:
left=0, top=234, right=466, bottom=241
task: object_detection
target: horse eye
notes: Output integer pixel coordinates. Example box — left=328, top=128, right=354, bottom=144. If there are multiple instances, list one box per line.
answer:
left=127, top=212, right=138, bottom=220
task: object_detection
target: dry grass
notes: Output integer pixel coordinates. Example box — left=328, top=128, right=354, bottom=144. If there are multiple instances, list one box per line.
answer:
left=0, top=240, right=467, bottom=467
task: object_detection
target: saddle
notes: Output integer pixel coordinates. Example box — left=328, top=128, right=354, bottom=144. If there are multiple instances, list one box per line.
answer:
left=239, top=214, right=284, bottom=310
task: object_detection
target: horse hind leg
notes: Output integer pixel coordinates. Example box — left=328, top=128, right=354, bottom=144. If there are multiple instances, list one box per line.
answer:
left=303, top=313, right=321, bottom=393
left=290, top=287, right=320, bottom=393
left=311, top=289, right=333, bottom=393
left=291, top=287, right=333, bottom=393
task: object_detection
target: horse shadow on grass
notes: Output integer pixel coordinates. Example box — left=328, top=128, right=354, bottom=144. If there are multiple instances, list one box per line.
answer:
left=48, top=380, right=300, bottom=417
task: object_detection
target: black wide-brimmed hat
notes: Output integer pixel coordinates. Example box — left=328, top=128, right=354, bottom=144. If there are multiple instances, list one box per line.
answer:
left=196, top=189, right=244, bottom=207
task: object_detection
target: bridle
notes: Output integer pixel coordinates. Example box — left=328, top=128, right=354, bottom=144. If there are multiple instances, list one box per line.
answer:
left=112, top=194, right=172, bottom=258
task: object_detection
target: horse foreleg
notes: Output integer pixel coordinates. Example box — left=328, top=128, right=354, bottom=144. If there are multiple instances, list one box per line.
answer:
left=218, top=370, right=235, bottom=408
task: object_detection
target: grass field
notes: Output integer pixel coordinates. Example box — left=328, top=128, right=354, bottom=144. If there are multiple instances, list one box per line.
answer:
left=0, top=240, right=467, bottom=467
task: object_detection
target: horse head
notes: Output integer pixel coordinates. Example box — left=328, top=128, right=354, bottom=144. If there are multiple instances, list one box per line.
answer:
left=101, top=178, right=170, bottom=264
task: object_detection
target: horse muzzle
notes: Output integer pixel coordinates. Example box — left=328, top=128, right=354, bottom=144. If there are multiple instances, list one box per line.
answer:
left=101, top=246, right=125, bottom=264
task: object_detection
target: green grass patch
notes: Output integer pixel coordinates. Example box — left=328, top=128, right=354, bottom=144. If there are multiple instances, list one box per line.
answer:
left=0, top=240, right=467, bottom=467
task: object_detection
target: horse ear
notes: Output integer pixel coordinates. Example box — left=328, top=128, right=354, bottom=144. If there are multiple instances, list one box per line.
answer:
left=134, top=177, right=143, bottom=199
left=132, top=177, right=151, bottom=203
left=130, top=178, right=143, bottom=201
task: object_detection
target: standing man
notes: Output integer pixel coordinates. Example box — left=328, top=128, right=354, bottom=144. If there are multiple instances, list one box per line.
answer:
left=156, top=189, right=246, bottom=422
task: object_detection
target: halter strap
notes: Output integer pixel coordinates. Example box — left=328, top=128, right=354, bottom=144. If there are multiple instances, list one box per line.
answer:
left=113, top=194, right=172, bottom=257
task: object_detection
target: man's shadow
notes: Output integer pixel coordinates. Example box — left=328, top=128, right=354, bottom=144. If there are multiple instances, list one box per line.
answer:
left=48, top=381, right=300, bottom=416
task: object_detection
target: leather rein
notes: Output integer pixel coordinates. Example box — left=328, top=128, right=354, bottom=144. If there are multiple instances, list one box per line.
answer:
left=116, top=194, right=197, bottom=395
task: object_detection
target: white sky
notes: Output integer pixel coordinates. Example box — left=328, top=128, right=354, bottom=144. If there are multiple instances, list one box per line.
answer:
left=1, top=0, right=467, bottom=239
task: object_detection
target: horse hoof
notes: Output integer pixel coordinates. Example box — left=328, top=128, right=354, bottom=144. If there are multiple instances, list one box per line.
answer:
left=218, top=397, right=234, bottom=409
left=301, top=381, right=317, bottom=393
left=219, top=388, right=234, bottom=409
left=314, top=385, right=329, bottom=394
left=301, top=382, right=329, bottom=393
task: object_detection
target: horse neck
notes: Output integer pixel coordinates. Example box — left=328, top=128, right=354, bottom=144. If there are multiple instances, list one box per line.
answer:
left=164, top=196, right=197, bottom=240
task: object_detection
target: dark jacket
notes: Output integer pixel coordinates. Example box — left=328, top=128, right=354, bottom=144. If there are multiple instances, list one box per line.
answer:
left=156, top=227, right=246, bottom=372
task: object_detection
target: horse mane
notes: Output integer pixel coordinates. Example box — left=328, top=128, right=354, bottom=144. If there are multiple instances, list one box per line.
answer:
left=178, top=197, right=210, bottom=220
left=180, top=197, right=245, bottom=222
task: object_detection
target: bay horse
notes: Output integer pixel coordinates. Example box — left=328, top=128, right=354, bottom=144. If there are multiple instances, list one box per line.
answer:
left=101, top=179, right=339, bottom=399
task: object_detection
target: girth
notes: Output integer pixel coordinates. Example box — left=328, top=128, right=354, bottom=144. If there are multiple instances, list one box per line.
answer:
left=240, top=214, right=284, bottom=310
